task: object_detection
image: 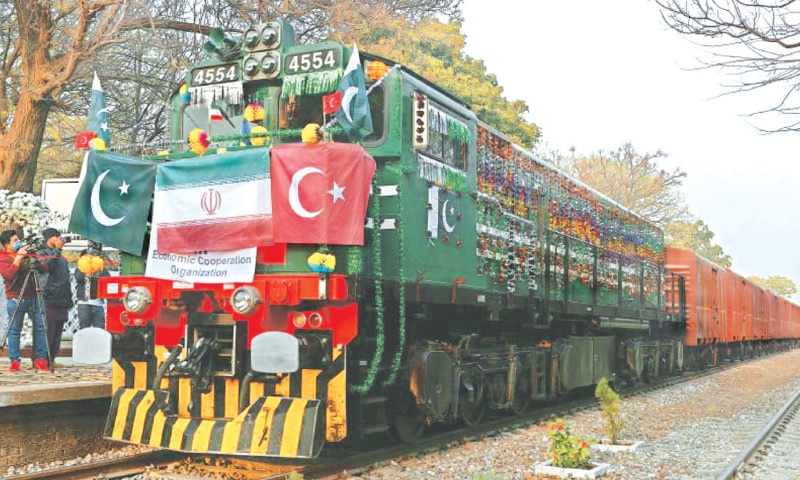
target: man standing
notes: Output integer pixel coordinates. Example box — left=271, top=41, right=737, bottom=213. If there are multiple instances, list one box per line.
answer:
left=38, top=227, right=73, bottom=367
left=0, top=229, right=49, bottom=371
left=75, top=243, right=109, bottom=329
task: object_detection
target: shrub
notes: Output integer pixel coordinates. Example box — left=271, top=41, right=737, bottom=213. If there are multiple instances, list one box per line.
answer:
left=546, top=418, right=591, bottom=469
left=595, top=376, right=625, bottom=444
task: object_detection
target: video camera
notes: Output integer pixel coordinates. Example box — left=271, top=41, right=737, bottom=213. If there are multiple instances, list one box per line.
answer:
left=12, top=234, right=47, bottom=271
left=13, top=233, right=46, bottom=253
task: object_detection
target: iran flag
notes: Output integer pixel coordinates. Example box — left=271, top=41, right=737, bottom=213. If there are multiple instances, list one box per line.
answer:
left=208, top=107, right=224, bottom=122
left=271, top=143, right=376, bottom=245
left=152, top=149, right=273, bottom=253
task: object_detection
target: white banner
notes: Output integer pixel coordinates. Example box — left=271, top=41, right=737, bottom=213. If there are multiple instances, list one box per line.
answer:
left=144, top=226, right=257, bottom=283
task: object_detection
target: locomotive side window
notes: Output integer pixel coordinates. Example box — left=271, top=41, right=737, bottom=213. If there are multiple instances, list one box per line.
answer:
left=422, top=104, right=468, bottom=171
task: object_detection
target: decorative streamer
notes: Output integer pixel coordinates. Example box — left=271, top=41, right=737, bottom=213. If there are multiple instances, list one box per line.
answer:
left=350, top=182, right=384, bottom=394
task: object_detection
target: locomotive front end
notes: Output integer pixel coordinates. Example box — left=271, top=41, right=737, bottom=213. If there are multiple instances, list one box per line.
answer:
left=93, top=263, right=357, bottom=458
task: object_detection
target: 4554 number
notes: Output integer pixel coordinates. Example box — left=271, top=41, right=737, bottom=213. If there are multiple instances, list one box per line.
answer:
left=191, top=64, right=238, bottom=87
left=285, top=49, right=339, bottom=74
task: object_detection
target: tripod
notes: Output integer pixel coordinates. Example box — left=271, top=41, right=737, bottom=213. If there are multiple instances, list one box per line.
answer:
left=0, top=266, right=52, bottom=372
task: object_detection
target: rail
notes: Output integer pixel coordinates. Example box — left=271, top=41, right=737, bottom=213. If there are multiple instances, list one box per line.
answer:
left=714, top=385, right=800, bottom=480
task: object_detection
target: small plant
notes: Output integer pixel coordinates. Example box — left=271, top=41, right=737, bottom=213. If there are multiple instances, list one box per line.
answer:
left=546, top=418, right=591, bottom=469
left=595, top=376, right=625, bottom=444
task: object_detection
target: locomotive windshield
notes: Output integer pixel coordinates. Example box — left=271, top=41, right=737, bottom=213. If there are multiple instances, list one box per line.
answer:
left=180, top=84, right=385, bottom=145
left=279, top=86, right=385, bottom=143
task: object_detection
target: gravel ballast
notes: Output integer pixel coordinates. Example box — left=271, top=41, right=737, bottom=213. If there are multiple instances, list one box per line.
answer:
left=345, top=349, right=800, bottom=480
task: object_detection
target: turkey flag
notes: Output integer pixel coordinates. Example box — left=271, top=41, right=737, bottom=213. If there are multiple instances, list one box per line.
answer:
left=270, top=143, right=376, bottom=245
left=322, top=91, right=342, bottom=115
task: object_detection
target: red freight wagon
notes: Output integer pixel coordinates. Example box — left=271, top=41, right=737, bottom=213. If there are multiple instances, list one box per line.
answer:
left=725, top=270, right=754, bottom=343
left=792, top=303, right=800, bottom=339
left=754, top=287, right=770, bottom=340
left=665, top=247, right=726, bottom=346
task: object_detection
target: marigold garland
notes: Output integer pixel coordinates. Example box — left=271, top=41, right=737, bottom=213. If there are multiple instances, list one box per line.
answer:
left=187, top=128, right=209, bottom=155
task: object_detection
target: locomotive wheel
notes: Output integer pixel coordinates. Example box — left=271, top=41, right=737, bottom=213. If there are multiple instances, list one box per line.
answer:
left=459, top=366, right=486, bottom=428
left=460, top=392, right=485, bottom=427
left=388, top=389, right=425, bottom=444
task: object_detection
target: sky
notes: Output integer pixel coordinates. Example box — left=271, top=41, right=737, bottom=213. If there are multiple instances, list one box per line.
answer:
left=461, top=0, right=800, bottom=304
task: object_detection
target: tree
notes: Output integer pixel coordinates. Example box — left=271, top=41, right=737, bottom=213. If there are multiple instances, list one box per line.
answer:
left=544, top=142, right=689, bottom=226
left=2, top=0, right=464, bottom=193
left=747, top=275, right=797, bottom=298
left=326, top=14, right=540, bottom=148
left=664, top=219, right=732, bottom=268
left=655, top=0, right=800, bottom=132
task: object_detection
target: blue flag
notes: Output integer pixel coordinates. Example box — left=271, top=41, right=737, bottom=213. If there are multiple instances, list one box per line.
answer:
left=69, top=151, right=156, bottom=255
left=334, top=45, right=373, bottom=141
left=87, top=72, right=111, bottom=148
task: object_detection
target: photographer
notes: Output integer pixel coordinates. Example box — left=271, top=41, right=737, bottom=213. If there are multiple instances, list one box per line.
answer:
left=38, top=227, right=73, bottom=366
left=0, top=229, right=49, bottom=371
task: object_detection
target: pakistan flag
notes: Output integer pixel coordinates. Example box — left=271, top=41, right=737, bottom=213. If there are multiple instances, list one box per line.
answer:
left=70, top=151, right=157, bottom=255
left=334, top=44, right=373, bottom=141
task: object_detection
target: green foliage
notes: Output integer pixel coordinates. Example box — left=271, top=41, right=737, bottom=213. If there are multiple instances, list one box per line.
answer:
left=335, top=16, right=541, bottom=149
left=664, top=219, right=732, bottom=267
left=546, top=418, right=591, bottom=469
left=595, top=377, right=624, bottom=445
left=747, top=275, right=798, bottom=298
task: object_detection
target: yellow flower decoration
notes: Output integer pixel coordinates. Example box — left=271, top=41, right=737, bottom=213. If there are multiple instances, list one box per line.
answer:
left=301, top=123, right=321, bottom=144
left=244, top=103, right=265, bottom=122
left=250, top=125, right=269, bottom=146
left=88, top=137, right=106, bottom=151
left=188, top=128, right=209, bottom=155
left=77, top=255, right=105, bottom=275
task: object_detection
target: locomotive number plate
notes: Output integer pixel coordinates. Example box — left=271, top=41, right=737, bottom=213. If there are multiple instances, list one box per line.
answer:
left=191, top=64, right=239, bottom=87
left=284, top=48, right=340, bottom=75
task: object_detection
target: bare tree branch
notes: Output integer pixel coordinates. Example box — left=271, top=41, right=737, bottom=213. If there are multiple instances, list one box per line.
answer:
left=656, top=0, right=800, bottom=132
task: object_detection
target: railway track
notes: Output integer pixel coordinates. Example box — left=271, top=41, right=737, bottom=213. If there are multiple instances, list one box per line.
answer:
left=8, top=450, right=180, bottom=480
left=8, top=355, right=776, bottom=480
left=715, top=384, right=800, bottom=480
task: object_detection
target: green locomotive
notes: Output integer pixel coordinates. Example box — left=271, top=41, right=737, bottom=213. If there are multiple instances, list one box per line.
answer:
left=72, top=20, right=686, bottom=458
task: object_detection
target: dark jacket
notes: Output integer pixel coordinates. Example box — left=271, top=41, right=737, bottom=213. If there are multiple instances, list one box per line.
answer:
left=37, top=246, right=73, bottom=308
left=74, top=263, right=110, bottom=301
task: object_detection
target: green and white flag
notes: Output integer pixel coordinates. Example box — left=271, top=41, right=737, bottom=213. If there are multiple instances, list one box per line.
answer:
left=334, top=44, right=373, bottom=141
left=69, top=151, right=156, bottom=255
left=87, top=72, right=111, bottom=148
left=152, top=149, right=273, bottom=253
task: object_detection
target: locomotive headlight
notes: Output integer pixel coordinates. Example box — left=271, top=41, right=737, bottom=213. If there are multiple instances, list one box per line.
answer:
left=243, top=56, right=260, bottom=76
left=123, top=287, right=152, bottom=314
left=308, top=312, right=323, bottom=328
left=260, top=52, right=279, bottom=76
left=292, top=312, right=307, bottom=328
left=231, top=286, right=263, bottom=315
left=261, top=24, right=278, bottom=47
left=243, top=28, right=260, bottom=49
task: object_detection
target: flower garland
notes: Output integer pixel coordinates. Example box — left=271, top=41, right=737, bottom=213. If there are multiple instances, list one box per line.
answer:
left=281, top=70, right=342, bottom=99
left=350, top=183, right=384, bottom=394
left=383, top=168, right=406, bottom=386
left=417, top=153, right=468, bottom=192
